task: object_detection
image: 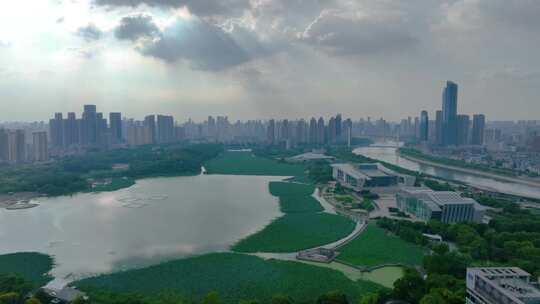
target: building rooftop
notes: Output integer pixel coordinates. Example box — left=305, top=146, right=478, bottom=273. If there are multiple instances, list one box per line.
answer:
left=400, top=188, right=476, bottom=207
left=468, top=267, right=540, bottom=304
left=287, top=152, right=334, bottom=162
left=332, top=163, right=402, bottom=180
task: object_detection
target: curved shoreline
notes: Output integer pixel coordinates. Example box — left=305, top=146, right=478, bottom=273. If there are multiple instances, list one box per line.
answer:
left=400, top=154, right=540, bottom=188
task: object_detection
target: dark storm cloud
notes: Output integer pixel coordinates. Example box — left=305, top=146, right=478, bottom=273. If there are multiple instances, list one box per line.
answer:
left=76, top=24, right=103, bottom=41
left=300, top=11, right=416, bottom=55
left=93, top=0, right=250, bottom=17
left=115, top=14, right=160, bottom=41
left=138, top=19, right=251, bottom=70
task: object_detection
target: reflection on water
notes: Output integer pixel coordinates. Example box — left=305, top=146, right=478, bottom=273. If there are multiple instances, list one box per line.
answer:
left=0, top=175, right=283, bottom=285
left=354, top=145, right=540, bottom=199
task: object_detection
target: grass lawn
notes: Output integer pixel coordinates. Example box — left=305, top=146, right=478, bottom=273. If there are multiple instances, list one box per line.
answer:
left=269, top=182, right=323, bottom=213
left=0, top=252, right=54, bottom=287
left=269, top=182, right=315, bottom=197
left=278, top=195, right=324, bottom=213
left=75, top=253, right=384, bottom=304
left=232, top=213, right=355, bottom=253
left=205, top=152, right=306, bottom=177
left=338, top=223, right=424, bottom=267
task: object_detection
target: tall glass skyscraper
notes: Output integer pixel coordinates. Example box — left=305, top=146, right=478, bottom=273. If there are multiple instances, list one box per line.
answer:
left=420, top=110, right=429, bottom=141
left=442, top=81, right=458, bottom=146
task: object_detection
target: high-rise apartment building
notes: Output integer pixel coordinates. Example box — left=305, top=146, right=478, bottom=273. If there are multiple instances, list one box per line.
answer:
left=207, top=116, right=216, bottom=140
left=7, top=130, right=25, bottom=164
left=96, top=113, right=108, bottom=148
left=457, top=114, right=471, bottom=145
left=435, top=110, right=443, bottom=145
left=109, top=112, right=122, bottom=144
left=343, top=118, right=353, bottom=147
left=328, top=117, right=337, bottom=143
left=420, top=111, right=429, bottom=141
left=472, top=114, right=486, bottom=146
left=143, top=115, right=156, bottom=144
left=309, top=118, right=317, bottom=144
left=442, top=81, right=459, bottom=146
left=157, top=115, right=175, bottom=144
left=335, top=114, right=342, bottom=141
left=317, top=117, right=325, bottom=145
left=32, top=131, right=48, bottom=162
left=266, top=119, right=275, bottom=144
left=49, top=113, right=64, bottom=148
left=280, top=119, right=290, bottom=142
left=81, top=105, right=97, bottom=146
left=64, top=112, right=79, bottom=146
left=0, top=129, right=8, bottom=162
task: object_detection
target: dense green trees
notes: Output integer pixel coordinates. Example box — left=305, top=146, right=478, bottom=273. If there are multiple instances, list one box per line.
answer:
left=0, top=144, right=223, bottom=196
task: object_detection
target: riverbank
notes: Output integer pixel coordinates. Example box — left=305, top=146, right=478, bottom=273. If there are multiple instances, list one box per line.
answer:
left=400, top=153, right=540, bottom=188
left=0, top=192, right=41, bottom=210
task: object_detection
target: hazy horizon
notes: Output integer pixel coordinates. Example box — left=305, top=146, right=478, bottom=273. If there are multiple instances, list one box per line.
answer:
left=1, top=0, right=540, bottom=122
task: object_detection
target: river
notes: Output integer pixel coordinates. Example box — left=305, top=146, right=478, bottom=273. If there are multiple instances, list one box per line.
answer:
left=353, top=144, right=540, bottom=199
left=0, top=174, right=283, bottom=286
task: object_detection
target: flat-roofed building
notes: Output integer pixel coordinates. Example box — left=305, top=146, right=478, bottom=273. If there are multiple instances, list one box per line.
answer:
left=286, top=152, right=335, bottom=162
left=396, top=188, right=485, bottom=223
left=466, top=267, right=540, bottom=304
left=331, top=163, right=415, bottom=191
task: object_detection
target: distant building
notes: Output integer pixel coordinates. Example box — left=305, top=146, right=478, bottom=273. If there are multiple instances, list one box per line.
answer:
left=420, top=111, right=429, bottom=141
left=287, top=152, right=335, bottom=162
left=331, top=163, right=416, bottom=191
left=472, top=114, right=486, bottom=146
left=96, top=112, right=108, bottom=149
left=109, top=112, right=122, bottom=144
left=7, top=130, right=25, bottom=164
left=458, top=114, right=471, bottom=145
left=442, top=81, right=459, bottom=146
left=328, top=117, right=337, bottom=143
left=0, top=128, right=8, bottom=162
left=396, top=188, right=485, bottom=223
left=466, top=267, right=540, bottom=304
left=435, top=110, right=443, bottom=145
left=157, top=115, right=174, bottom=144
left=144, top=115, right=156, bottom=144
left=64, top=112, right=79, bottom=146
left=317, top=117, right=325, bottom=145
left=49, top=112, right=64, bottom=148
left=32, top=131, right=48, bottom=162
left=309, top=118, right=317, bottom=144
left=335, top=114, right=342, bottom=142
left=81, top=105, right=97, bottom=146
left=267, top=119, right=275, bottom=144
left=280, top=119, right=290, bottom=142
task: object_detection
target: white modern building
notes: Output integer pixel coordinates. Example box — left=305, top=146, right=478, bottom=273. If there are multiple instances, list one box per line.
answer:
left=467, top=267, right=540, bottom=304
left=286, top=152, right=335, bottom=162
left=396, top=188, right=485, bottom=223
left=331, top=163, right=416, bottom=191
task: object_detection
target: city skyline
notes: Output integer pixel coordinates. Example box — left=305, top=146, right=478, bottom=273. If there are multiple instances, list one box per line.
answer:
left=1, top=1, right=540, bottom=121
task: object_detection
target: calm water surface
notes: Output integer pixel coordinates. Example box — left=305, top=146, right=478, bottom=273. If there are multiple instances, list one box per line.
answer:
left=354, top=145, right=540, bottom=199
left=0, top=174, right=283, bottom=285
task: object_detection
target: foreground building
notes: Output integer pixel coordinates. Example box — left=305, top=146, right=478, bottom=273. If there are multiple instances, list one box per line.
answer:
left=396, top=188, right=485, bottom=223
left=331, top=163, right=415, bottom=191
left=466, top=267, right=540, bottom=304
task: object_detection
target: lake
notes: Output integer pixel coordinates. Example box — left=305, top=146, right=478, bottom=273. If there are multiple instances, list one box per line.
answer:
left=0, top=174, right=283, bottom=286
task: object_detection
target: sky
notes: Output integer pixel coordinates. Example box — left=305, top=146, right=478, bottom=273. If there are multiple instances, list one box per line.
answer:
left=0, top=0, right=539, bottom=122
